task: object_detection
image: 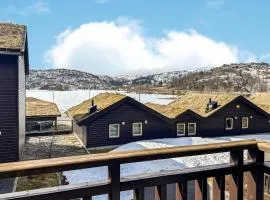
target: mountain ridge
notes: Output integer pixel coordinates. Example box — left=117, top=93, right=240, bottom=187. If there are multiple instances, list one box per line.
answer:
left=26, top=63, right=270, bottom=93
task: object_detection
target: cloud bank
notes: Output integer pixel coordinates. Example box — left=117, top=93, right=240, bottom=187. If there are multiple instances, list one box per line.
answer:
left=45, top=18, right=241, bottom=75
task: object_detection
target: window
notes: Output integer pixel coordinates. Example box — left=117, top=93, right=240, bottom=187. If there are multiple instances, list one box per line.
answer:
left=225, top=118, right=233, bottom=130
left=188, top=123, right=196, bottom=135
left=133, top=122, right=142, bottom=136
left=242, top=117, right=249, bottom=129
left=177, top=123, right=185, bottom=136
left=109, top=124, right=120, bottom=138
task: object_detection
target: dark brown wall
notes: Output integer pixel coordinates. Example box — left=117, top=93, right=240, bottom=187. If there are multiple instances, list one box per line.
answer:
left=73, top=122, right=87, bottom=146
left=85, top=102, right=170, bottom=148
left=0, top=54, right=19, bottom=162
left=199, top=99, right=270, bottom=137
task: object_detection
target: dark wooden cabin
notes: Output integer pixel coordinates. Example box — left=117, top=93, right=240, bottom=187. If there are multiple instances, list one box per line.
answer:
left=200, top=95, right=270, bottom=137
left=173, top=109, right=202, bottom=137
left=26, top=97, right=61, bottom=132
left=0, top=23, right=29, bottom=162
left=147, top=94, right=270, bottom=138
left=67, top=93, right=170, bottom=149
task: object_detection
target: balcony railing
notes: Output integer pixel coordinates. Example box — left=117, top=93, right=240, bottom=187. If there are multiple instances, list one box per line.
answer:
left=0, top=139, right=270, bottom=199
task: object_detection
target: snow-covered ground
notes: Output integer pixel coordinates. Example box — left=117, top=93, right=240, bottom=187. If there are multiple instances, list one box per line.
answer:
left=26, top=90, right=176, bottom=112
left=63, top=134, right=270, bottom=200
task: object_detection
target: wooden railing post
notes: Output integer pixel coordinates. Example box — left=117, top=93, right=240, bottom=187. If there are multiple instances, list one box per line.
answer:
left=109, top=161, right=120, bottom=200
left=246, top=148, right=264, bottom=200
left=155, top=185, right=167, bottom=200
left=228, top=149, right=243, bottom=200
left=176, top=182, right=187, bottom=200
left=195, top=178, right=207, bottom=200
left=213, top=175, right=225, bottom=200
left=134, top=188, right=145, bottom=200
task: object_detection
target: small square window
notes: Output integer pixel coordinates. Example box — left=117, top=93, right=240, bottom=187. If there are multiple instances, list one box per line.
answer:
left=109, top=124, right=120, bottom=138
left=242, top=117, right=249, bottom=129
left=177, top=123, right=185, bottom=136
left=133, top=122, right=142, bottom=136
left=188, top=123, right=196, bottom=135
left=225, top=118, right=233, bottom=130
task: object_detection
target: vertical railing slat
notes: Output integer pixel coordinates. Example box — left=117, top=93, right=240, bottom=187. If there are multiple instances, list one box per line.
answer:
left=176, top=182, right=187, bottom=200
left=213, top=176, right=225, bottom=200
left=228, top=150, right=243, bottom=200
left=134, top=188, right=145, bottom=200
left=155, top=185, right=167, bottom=200
left=246, top=148, right=264, bottom=200
left=195, top=178, right=207, bottom=200
left=109, top=161, right=120, bottom=200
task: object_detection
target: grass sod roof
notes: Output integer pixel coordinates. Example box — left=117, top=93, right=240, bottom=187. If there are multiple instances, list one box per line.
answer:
left=146, top=93, right=240, bottom=118
left=0, top=23, right=26, bottom=50
left=66, top=92, right=126, bottom=119
left=146, top=92, right=270, bottom=118
left=26, top=97, right=61, bottom=118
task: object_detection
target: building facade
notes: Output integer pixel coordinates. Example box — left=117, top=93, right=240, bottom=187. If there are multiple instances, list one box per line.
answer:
left=0, top=23, right=29, bottom=162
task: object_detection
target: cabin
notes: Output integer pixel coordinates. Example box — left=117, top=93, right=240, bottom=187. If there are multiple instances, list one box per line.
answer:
left=200, top=95, right=270, bottom=137
left=26, top=97, right=61, bottom=132
left=67, top=93, right=170, bottom=149
left=0, top=23, right=29, bottom=162
left=148, top=93, right=270, bottom=138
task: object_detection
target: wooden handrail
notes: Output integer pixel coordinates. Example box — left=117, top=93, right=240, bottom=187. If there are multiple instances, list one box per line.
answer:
left=0, top=139, right=258, bottom=178
left=0, top=139, right=268, bottom=200
left=257, top=141, right=270, bottom=153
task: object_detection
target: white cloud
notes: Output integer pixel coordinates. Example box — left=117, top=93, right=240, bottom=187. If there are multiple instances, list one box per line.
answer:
left=5, top=1, right=50, bottom=15
left=45, top=18, right=240, bottom=75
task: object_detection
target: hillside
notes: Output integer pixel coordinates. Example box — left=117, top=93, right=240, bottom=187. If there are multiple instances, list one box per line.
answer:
left=170, top=63, right=270, bottom=93
left=26, top=69, right=123, bottom=90
left=27, top=63, right=270, bottom=92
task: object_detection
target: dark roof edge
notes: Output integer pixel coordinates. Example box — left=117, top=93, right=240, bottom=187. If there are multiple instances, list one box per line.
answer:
left=76, top=96, right=170, bottom=126
left=174, top=109, right=203, bottom=121
left=206, top=95, right=270, bottom=118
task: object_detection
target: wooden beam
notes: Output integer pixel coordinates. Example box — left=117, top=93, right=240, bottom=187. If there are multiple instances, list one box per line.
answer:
left=0, top=140, right=258, bottom=179
left=155, top=185, right=167, bottom=200
left=195, top=178, right=207, bottom=200
left=134, top=188, right=145, bottom=200
left=257, top=142, right=270, bottom=153
left=176, top=182, right=187, bottom=200
left=228, top=150, right=243, bottom=200
left=109, top=162, right=120, bottom=200
left=212, top=176, right=225, bottom=200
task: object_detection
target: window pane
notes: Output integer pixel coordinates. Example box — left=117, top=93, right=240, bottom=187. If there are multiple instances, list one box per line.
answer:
left=177, top=124, right=185, bottom=135
left=226, top=118, right=233, bottom=129
left=242, top=117, right=248, bottom=128
left=109, top=124, right=119, bottom=137
left=133, top=123, right=142, bottom=135
left=188, top=123, right=196, bottom=135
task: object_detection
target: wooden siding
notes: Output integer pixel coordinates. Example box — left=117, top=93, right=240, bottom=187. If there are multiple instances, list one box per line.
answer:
left=199, top=98, right=270, bottom=137
left=18, top=55, right=25, bottom=159
left=0, top=54, right=19, bottom=162
left=173, top=112, right=201, bottom=137
left=73, top=122, right=87, bottom=147
left=86, top=101, right=170, bottom=148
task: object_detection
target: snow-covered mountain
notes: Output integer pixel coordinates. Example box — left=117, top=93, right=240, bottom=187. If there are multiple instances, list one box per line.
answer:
left=26, top=63, right=270, bottom=92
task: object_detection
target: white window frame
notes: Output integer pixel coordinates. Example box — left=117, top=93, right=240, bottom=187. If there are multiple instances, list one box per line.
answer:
left=176, top=123, right=185, bottom=136
left=132, top=122, right=143, bottom=136
left=109, top=124, right=120, bottom=138
left=188, top=123, right=196, bottom=135
left=225, top=118, right=234, bottom=130
left=242, top=117, right=249, bottom=129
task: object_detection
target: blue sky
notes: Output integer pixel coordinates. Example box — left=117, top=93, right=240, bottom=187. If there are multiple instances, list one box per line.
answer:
left=1, top=0, right=270, bottom=75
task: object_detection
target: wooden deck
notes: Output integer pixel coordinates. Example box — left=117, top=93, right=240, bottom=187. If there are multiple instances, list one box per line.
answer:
left=0, top=139, right=269, bottom=199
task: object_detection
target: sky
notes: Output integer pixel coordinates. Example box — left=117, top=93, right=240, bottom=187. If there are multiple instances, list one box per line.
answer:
left=1, top=0, right=270, bottom=75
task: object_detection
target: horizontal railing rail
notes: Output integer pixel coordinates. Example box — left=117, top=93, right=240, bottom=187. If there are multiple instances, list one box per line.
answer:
left=0, top=139, right=269, bottom=200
